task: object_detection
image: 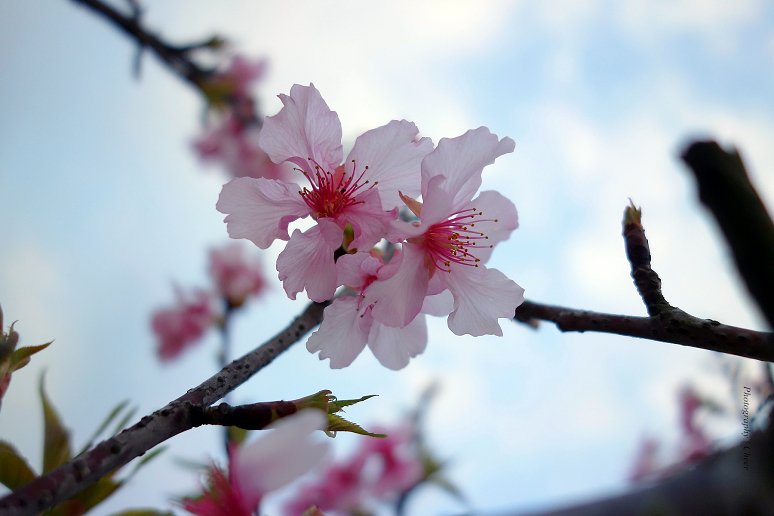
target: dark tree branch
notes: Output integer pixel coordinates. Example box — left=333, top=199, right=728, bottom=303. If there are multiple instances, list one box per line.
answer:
left=508, top=418, right=774, bottom=516
left=69, top=0, right=213, bottom=90
left=514, top=300, right=774, bottom=362
left=682, top=141, right=774, bottom=330
left=0, top=301, right=328, bottom=516
left=622, top=202, right=672, bottom=316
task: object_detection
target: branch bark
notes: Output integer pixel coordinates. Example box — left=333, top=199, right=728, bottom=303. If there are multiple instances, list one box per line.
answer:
left=0, top=301, right=328, bottom=516
left=509, top=417, right=774, bottom=516
left=682, top=141, right=774, bottom=330
left=515, top=300, right=774, bottom=362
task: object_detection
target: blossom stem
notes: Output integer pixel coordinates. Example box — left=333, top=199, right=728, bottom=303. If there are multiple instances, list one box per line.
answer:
left=0, top=301, right=329, bottom=516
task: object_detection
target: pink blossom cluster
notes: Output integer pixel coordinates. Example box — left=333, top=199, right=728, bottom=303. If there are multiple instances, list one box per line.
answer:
left=217, top=84, right=525, bottom=370
left=193, top=56, right=290, bottom=181
left=284, top=424, right=422, bottom=516
left=182, top=410, right=329, bottom=516
left=151, top=242, right=267, bottom=362
left=628, top=385, right=715, bottom=483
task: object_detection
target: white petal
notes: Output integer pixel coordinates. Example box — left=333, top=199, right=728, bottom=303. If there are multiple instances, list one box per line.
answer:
left=442, top=266, right=525, bottom=337
left=368, top=315, right=428, bottom=370
left=306, top=297, right=371, bottom=369
left=217, top=178, right=311, bottom=249
left=346, top=120, right=433, bottom=210
left=235, top=409, right=329, bottom=498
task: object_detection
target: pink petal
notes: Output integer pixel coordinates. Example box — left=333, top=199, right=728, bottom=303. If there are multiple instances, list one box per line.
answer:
left=342, top=188, right=397, bottom=251
left=367, top=314, right=427, bottom=370
left=217, top=177, right=311, bottom=249
left=345, top=120, right=433, bottom=211
left=365, top=244, right=429, bottom=328
left=441, top=266, right=525, bottom=337
left=306, top=297, right=371, bottom=369
left=258, top=84, right=343, bottom=174
left=421, top=290, right=454, bottom=316
left=336, top=252, right=381, bottom=290
left=421, top=127, right=514, bottom=213
left=462, top=190, right=519, bottom=264
left=276, top=219, right=342, bottom=301
left=235, top=409, right=329, bottom=504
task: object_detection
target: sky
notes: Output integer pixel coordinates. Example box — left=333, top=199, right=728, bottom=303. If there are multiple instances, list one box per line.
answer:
left=1, top=0, right=774, bottom=515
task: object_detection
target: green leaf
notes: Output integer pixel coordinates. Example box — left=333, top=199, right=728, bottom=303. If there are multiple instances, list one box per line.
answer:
left=0, top=440, right=36, bottom=489
left=70, top=476, right=122, bottom=512
left=9, top=341, right=52, bottom=372
left=78, top=400, right=130, bottom=455
left=106, top=510, right=175, bottom=516
left=44, top=500, right=86, bottom=516
left=40, top=374, right=71, bottom=473
left=326, top=414, right=386, bottom=438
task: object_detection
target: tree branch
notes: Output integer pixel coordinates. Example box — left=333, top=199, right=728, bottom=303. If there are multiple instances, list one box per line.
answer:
left=681, top=141, right=774, bottom=330
left=515, top=201, right=774, bottom=362
left=508, top=417, right=774, bottom=516
left=515, top=300, right=774, bottom=362
left=0, top=301, right=328, bottom=516
left=69, top=0, right=212, bottom=89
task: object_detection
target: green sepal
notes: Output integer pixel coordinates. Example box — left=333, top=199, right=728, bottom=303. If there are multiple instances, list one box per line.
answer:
left=623, top=199, right=642, bottom=226
left=0, top=440, right=36, bottom=489
left=326, top=414, right=386, bottom=438
left=328, top=394, right=378, bottom=413
left=40, top=374, right=71, bottom=473
left=9, top=341, right=52, bottom=372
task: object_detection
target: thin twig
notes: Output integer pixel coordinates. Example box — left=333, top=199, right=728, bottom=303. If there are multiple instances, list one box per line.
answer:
left=514, top=300, right=774, bottom=362
left=0, top=301, right=328, bottom=516
left=69, top=0, right=212, bottom=89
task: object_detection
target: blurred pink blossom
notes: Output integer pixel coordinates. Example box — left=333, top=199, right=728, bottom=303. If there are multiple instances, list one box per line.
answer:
left=183, top=410, right=329, bottom=516
left=627, top=436, right=661, bottom=483
left=152, top=290, right=214, bottom=362
left=193, top=110, right=289, bottom=181
left=285, top=424, right=421, bottom=515
left=209, top=242, right=267, bottom=308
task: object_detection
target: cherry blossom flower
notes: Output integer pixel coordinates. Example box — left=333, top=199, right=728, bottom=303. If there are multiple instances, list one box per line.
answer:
left=362, top=127, right=524, bottom=336
left=209, top=242, right=267, bottom=308
left=183, top=409, right=329, bottom=516
left=152, top=290, right=214, bottom=362
left=285, top=423, right=421, bottom=516
left=306, top=251, right=452, bottom=370
left=217, top=84, right=433, bottom=302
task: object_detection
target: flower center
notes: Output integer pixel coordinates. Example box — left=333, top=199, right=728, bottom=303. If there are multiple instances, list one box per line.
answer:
left=409, top=208, right=497, bottom=274
left=298, top=160, right=377, bottom=219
